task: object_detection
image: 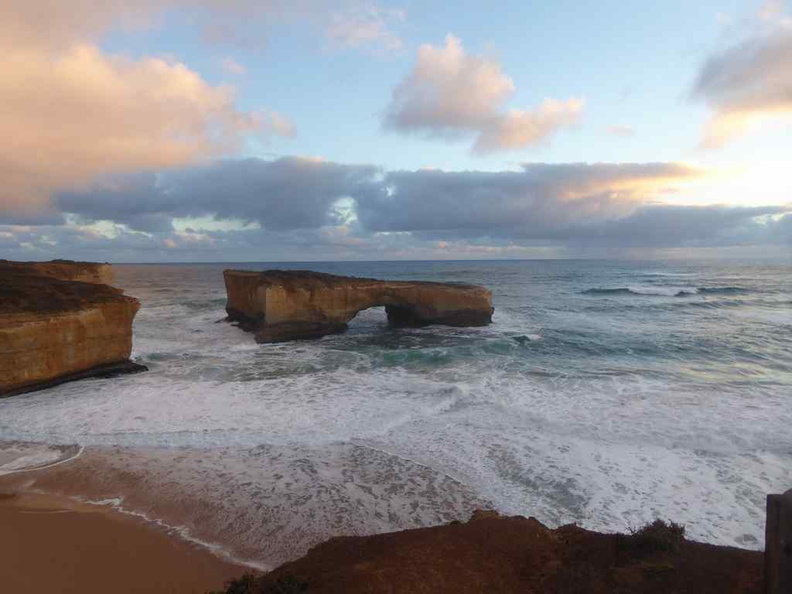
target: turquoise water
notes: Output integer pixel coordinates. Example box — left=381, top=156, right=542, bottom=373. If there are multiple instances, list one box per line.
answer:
left=0, top=259, right=790, bottom=566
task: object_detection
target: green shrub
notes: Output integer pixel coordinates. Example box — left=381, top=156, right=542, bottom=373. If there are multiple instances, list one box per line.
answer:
left=625, top=519, right=686, bottom=554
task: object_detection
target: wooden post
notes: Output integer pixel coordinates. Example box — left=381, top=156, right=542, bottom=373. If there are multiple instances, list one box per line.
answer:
left=766, top=490, right=792, bottom=594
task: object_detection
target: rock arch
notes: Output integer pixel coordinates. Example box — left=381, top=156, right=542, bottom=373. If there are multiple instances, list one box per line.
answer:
left=223, top=270, right=493, bottom=343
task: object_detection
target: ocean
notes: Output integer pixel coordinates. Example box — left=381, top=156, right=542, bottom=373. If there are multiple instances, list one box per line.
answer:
left=1, top=259, right=790, bottom=568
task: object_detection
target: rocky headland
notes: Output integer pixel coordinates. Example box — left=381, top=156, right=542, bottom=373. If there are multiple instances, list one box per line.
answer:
left=224, top=269, right=494, bottom=342
left=219, top=512, right=763, bottom=594
left=0, top=260, right=144, bottom=397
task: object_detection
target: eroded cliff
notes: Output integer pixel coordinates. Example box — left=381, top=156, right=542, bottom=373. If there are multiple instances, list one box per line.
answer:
left=0, top=260, right=143, bottom=397
left=224, top=270, right=494, bottom=342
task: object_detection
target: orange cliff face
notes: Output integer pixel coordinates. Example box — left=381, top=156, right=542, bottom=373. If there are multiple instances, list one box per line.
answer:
left=223, top=269, right=494, bottom=343
left=0, top=260, right=144, bottom=397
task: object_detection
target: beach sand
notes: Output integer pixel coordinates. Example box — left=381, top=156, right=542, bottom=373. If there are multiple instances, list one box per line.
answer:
left=0, top=491, right=247, bottom=594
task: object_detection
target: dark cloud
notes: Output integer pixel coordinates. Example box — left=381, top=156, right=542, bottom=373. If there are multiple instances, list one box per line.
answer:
left=57, top=158, right=382, bottom=232
left=357, top=163, right=702, bottom=233
left=1, top=158, right=789, bottom=261
left=563, top=205, right=788, bottom=248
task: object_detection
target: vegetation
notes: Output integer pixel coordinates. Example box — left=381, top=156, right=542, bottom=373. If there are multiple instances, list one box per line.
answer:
left=620, top=519, right=686, bottom=555
left=209, top=573, right=308, bottom=594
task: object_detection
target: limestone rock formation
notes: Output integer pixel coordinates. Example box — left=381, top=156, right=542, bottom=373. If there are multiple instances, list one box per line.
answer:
left=224, top=270, right=494, bottom=342
left=0, top=260, right=144, bottom=397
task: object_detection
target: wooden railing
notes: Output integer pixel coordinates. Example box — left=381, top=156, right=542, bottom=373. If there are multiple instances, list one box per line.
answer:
left=766, top=490, right=792, bottom=594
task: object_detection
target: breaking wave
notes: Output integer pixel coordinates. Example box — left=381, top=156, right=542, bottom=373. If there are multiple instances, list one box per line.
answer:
left=583, top=286, right=750, bottom=297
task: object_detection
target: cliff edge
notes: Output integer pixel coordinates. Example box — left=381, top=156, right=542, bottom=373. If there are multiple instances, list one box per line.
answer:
left=224, top=270, right=494, bottom=342
left=0, top=260, right=144, bottom=397
left=221, top=513, right=762, bottom=594
left=0, top=259, right=114, bottom=285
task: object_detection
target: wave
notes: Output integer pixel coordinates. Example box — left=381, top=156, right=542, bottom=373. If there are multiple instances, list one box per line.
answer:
left=697, top=287, right=750, bottom=295
left=583, top=286, right=749, bottom=297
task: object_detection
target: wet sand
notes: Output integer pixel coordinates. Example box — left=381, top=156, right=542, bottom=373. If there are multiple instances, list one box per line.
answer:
left=0, top=491, right=248, bottom=594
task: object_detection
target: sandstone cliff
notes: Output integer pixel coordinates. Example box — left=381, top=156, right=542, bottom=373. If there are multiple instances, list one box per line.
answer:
left=223, top=513, right=762, bottom=594
left=224, top=270, right=494, bottom=342
left=0, top=261, right=143, bottom=397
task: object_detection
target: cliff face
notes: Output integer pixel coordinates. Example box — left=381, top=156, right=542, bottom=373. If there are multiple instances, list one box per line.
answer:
left=224, top=270, right=494, bottom=342
left=0, top=261, right=143, bottom=397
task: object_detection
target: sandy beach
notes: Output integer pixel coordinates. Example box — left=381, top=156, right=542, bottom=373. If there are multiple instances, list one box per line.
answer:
left=0, top=491, right=247, bottom=594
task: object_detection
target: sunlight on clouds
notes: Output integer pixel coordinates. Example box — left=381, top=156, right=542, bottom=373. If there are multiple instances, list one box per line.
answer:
left=0, top=43, right=260, bottom=219
left=693, top=2, right=792, bottom=148
left=384, top=35, right=581, bottom=153
left=656, top=161, right=792, bottom=208
left=472, top=99, right=584, bottom=155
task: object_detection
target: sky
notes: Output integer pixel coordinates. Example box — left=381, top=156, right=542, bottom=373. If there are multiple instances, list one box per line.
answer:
left=0, top=0, right=791, bottom=262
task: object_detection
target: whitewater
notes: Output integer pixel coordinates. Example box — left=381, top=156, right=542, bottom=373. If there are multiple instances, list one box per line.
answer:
left=0, top=259, right=790, bottom=568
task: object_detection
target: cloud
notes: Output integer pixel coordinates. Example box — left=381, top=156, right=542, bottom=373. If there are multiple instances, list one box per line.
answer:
left=326, top=2, right=404, bottom=52
left=384, top=35, right=582, bottom=153
left=357, top=162, right=705, bottom=234
left=0, top=0, right=319, bottom=223
left=384, top=35, right=515, bottom=133
left=56, top=158, right=382, bottom=231
left=473, top=100, right=584, bottom=154
left=606, top=125, right=635, bottom=137
left=0, top=43, right=264, bottom=221
left=692, top=5, right=792, bottom=147
left=259, top=111, right=298, bottom=138
left=221, top=58, right=247, bottom=75
left=2, top=157, right=789, bottom=261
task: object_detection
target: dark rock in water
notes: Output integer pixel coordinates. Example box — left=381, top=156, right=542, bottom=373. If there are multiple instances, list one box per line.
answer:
left=513, top=335, right=531, bottom=345
left=0, top=259, right=144, bottom=397
left=223, top=269, right=494, bottom=343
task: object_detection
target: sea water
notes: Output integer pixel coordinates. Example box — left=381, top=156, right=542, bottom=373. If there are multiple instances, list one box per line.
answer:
left=0, top=259, right=790, bottom=567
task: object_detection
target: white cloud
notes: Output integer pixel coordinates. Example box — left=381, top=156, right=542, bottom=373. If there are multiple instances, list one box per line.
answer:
left=758, top=0, right=787, bottom=22
left=606, top=125, right=636, bottom=137
left=473, top=99, right=584, bottom=154
left=257, top=111, right=298, bottom=138
left=221, top=57, right=247, bottom=75
left=384, top=35, right=515, bottom=134
left=384, top=35, right=583, bottom=153
left=326, top=2, right=405, bottom=52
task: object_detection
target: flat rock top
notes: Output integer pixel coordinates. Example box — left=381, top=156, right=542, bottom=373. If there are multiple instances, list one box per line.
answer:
left=224, top=269, right=484, bottom=291
left=0, top=261, right=133, bottom=316
left=0, top=259, right=110, bottom=282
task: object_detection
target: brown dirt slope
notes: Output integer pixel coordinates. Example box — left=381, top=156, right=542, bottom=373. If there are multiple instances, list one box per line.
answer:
left=225, top=513, right=762, bottom=594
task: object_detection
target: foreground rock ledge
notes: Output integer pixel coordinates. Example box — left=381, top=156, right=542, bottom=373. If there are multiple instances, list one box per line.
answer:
left=225, top=512, right=762, bottom=594
left=224, top=270, right=494, bottom=342
left=0, top=260, right=145, bottom=397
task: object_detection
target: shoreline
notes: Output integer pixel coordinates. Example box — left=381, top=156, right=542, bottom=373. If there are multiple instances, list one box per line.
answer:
left=0, top=489, right=248, bottom=594
left=0, top=450, right=768, bottom=594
